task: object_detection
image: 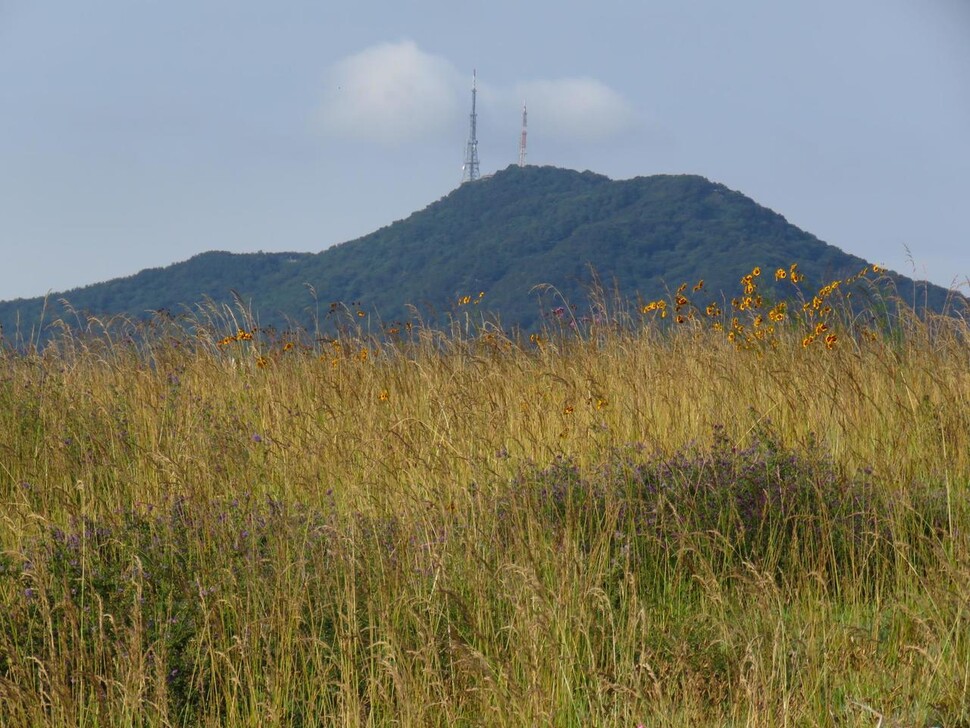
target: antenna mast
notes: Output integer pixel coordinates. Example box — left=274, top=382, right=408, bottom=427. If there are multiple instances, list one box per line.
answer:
left=461, top=70, right=480, bottom=183
left=518, top=103, right=528, bottom=167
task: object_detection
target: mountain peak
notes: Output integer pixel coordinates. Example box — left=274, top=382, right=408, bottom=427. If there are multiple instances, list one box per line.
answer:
left=0, top=168, right=960, bottom=339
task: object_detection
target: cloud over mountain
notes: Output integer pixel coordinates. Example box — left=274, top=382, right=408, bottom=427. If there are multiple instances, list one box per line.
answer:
left=316, top=41, right=636, bottom=146
left=316, top=40, right=463, bottom=145
left=511, top=77, right=636, bottom=142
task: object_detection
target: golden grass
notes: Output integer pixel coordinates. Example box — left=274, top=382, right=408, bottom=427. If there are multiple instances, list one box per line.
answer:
left=0, top=279, right=968, bottom=725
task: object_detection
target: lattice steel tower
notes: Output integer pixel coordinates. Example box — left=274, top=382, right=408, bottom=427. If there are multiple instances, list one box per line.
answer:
left=461, top=70, right=480, bottom=184
left=518, top=103, right=528, bottom=167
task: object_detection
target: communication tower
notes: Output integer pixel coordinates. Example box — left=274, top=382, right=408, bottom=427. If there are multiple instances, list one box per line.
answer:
left=518, top=103, right=528, bottom=167
left=461, top=70, right=480, bottom=184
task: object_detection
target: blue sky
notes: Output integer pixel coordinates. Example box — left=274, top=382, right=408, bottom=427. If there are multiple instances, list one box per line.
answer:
left=1, top=0, right=968, bottom=301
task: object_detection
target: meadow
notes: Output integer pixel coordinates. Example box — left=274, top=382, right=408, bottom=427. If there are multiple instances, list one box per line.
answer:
left=0, top=268, right=968, bottom=726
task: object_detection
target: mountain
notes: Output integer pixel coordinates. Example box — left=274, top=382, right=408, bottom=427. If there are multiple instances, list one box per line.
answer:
left=0, top=165, right=961, bottom=341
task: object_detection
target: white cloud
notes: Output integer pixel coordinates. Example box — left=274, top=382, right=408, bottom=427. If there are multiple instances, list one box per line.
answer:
left=512, top=77, right=636, bottom=142
left=315, top=42, right=636, bottom=147
left=316, top=40, right=463, bottom=145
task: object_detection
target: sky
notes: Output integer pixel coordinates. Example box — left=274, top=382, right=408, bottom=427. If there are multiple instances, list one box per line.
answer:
left=1, top=0, right=968, bottom=301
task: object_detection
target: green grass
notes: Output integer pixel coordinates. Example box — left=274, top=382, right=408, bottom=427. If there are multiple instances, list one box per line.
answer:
left=0, top=276, right=968, bottom=726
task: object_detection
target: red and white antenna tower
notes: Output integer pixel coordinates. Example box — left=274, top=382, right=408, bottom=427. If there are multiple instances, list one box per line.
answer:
left=518, top=103, right=528, bottom=167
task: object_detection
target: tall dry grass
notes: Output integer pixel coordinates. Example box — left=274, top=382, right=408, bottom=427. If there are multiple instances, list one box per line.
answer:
left=0, top=276, right=968, bottom=726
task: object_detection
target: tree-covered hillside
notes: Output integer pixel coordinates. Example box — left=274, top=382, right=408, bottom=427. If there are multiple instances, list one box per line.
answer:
left=0, top=165, right=960, bottom=341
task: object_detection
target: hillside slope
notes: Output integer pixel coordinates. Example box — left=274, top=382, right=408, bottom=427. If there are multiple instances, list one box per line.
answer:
left=0, top=165, right=959, bottom=340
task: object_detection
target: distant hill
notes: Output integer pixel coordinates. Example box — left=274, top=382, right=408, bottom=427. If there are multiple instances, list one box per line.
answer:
left=0, top=165, right=961, bottom=341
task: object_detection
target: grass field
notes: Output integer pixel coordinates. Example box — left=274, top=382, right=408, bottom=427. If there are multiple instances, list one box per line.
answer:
left=1, top=269, right=968, bottom=726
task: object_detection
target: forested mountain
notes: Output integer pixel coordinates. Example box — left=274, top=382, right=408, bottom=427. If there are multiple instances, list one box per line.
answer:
left=0, top=165, right=960, bottom=341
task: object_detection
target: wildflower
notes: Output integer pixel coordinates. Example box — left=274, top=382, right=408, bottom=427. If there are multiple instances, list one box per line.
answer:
left=814, top=322, right=829, bottom=335
left=378, top=390, right=389, bottom=402
left=563, top=406, right=574, bottom=415
left=872, top=264, right=884, bottom=273
left=256, top=357, right=268, bottom=368
left=802, top=335, right=814, bottom=348
left=283, top=342, right=294, bottom=352
left=752, top=266, right=761, bottom=277
left=675, top=315, right=686, bottom=324
left=693, top=279, right=704, bottom=292
left=825, top=333, right=838, bottom=349
left=596, top=398, right=608, bottom=410
left=358, top=349, right=368, bottom=363
left=775, top=268, right=787, bottom=280
left=357, top=310, right=366, bottom=318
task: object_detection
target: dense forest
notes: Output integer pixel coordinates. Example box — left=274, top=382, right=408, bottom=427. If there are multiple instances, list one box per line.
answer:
left=0, top=165, right=960, bottom=341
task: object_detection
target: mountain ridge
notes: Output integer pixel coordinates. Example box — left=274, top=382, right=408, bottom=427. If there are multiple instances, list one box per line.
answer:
left=0, top=165, right=961, bottom=340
